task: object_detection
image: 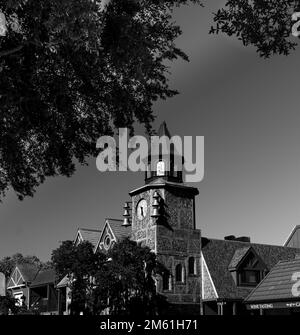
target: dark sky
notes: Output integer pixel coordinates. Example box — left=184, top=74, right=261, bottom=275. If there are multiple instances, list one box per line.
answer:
left=1, top=1, right=300, bottom=261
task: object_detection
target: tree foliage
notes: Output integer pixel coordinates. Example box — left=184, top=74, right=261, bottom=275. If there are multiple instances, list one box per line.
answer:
left=51, top=238, right=167, bottom=315
left=0, top=0, right=201, bottom=201
left=92, top=238, right=167, bottom=316
left=0, top=293, right=19, bottom=315
left=51, top=240, right=107, bottom=315
left=0, top=252, right=50, bottom=278
left=210, top=0, right=299, bottom=58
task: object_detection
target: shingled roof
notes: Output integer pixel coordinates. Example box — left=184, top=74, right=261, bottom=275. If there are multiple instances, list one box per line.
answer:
left=285, top=225, right=300, bottom=248
left=228, top=247, right=251, bottom=270
left=30, top=268, right=56, bottom=287
left=16, top=263, right=39, bottom=282
left=202, top=237, right=300, bottom=300
left=78, top=228, right=102, bottom=248
left=244, top=258, right=300, bottom=303
left=106, top=219, right=131, bottom=240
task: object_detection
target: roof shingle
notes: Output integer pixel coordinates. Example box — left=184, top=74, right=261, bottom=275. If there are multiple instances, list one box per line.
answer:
left=78, top=228, right=102, bottom=248
left=245, top=258, right=300, bottom=303
left=17, top=263, right=39, bottom=282
left=31, top=268, right=56, bottom=287
left=106, top=219, right=131, bottom=241
left=202, top=237, right=300, bottom=300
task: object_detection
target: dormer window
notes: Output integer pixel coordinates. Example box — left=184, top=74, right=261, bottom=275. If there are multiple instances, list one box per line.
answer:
left=229, top=247, right=267, bottom=288
left=240, top=270, right=261, bottom=286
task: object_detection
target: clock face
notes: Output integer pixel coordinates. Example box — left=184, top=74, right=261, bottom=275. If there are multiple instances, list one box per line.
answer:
left=136, top=199, right=148, bottom=220
left=156, top=161, right=165, bottom=176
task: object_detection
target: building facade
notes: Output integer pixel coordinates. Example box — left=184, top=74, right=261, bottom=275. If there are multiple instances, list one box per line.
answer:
left=55, top=122, right=300, bottom=315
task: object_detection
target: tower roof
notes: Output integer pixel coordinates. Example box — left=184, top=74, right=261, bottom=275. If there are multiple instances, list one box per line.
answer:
left=145, top=121, right=184, bottom=184
left=157, top=121, right=171, bottom=138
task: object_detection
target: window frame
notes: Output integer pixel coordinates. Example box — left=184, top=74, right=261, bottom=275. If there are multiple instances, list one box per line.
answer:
left=175, top=264, right=185, bottom=284
left=188, top=257, right=197, bottom=276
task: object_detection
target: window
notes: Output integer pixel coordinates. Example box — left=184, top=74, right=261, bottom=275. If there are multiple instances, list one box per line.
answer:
left=104, top=235, right=111, bottom=250
left=240, top=270, right=260, bottom=286
left=175, top=264, right=185, bottom=283
left=188, top=257, right=196, bottom=275
left=162, top=272, right=171, bottom=291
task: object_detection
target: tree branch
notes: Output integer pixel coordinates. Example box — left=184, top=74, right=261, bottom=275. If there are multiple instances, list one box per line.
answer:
left=0, top=45, right=23, bottom=58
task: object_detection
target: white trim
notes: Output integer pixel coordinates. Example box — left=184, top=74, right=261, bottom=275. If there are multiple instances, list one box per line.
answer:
left=94, top=219, right=117, bottom=252
left=283, top=225, right=300, bottom=246
left=7, top=267, right=26, bottom=289
left=106, top=220, right=117, bottom=242
left=201, top=252, right=218, bottom=299
left=74, top=229, right=84, bottom=246
left=7, top=283, right=25, bottom=289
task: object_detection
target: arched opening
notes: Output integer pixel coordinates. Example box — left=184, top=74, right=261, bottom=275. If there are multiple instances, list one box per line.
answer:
left=162, top=272, right=171, bottom=291
left=188, top=257, right=196, bottom=275
left=175, top=264, right=185, bottom=283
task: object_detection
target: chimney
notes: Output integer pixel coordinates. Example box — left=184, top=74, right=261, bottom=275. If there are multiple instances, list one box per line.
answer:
left=235, top=236, right=251, bottom=243
left=224, top=235, right=251, bottom=243
left=224, top=235, right=236, bottom=241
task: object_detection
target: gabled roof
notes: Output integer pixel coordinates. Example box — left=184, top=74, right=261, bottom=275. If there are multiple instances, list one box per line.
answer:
left=284, top=225, right=300, bottom=247
left=245, top=258, right=300, bottom=303
left=228, top=247, right=251, bottom=270
left=30, top=268, right=56, bottom=287
left=7, top=263, right=40, bottom=289
left=95, top=219, right=131, bottom=252
left=107, top=219, right=131, bottom=241
left=76, top=228, right=102, bottom=248
left=16, top=263, right=39, bottom=282
left=202, top=237, right=300, bottom=300
left=228, top=246, right=266, bottom=271
left=56, top=274, right=69, bottom=289
left=158, top=121, right=171, bottom=138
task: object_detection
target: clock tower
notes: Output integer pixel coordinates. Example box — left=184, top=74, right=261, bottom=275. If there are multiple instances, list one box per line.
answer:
left=128, top=122, right=202, bottom=314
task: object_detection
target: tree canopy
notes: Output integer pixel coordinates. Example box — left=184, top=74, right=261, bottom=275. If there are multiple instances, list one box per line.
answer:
left=0, top=293, right=19, bottom=315
left=0, top=0, right=201, bottom=201
left=210, top=0, right=300, bottom=58
left=51, top=240, right=107, bottom=315
left=92, top=238, right=167, bottom=315
left=1, top=0, right=299, bottom=201
left=51, top=238, right=167, bottom=315
left=0, top=252, right=50, bottom=278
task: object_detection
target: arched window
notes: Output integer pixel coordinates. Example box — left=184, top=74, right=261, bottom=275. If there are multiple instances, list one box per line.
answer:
left=162, top=272, right=171, bottom=291
left=175, top=264, right=185, bottom=283
left=188, top=257, right=196, bottom=275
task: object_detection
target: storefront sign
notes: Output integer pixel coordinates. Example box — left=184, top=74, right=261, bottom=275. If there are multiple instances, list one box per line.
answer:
left=247, top=301, right=300, bottom=310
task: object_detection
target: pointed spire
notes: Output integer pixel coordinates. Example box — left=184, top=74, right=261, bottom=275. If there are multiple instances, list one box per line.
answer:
left=157, top=121, right=171, bottom=138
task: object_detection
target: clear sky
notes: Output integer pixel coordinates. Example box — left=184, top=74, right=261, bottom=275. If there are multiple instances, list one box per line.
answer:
left=1, top=0, right=300, bottom=261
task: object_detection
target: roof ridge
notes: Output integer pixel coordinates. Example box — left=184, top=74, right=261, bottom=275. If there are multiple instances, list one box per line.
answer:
left=79, top=228, right=101, bottom=232
left=204, top=237, right=300, bottom=250
left=284, top=225, right=300, bottom=246
left=106, top=218, right=123, bottom=222
left=277, top=258, right=300, bottom=264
